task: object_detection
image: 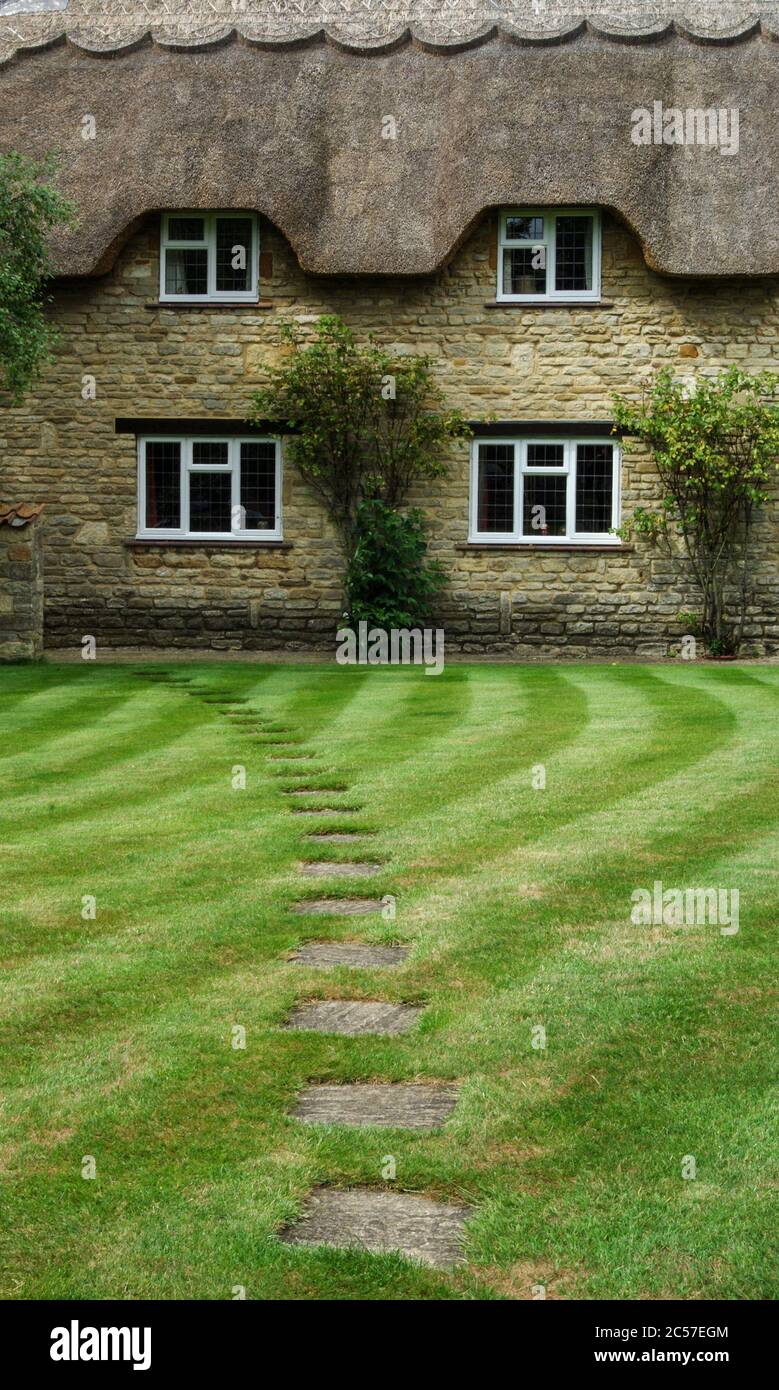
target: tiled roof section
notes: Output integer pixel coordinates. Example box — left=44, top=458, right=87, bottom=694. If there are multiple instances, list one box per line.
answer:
left=1, top=2, right=778, bottom=58
left=0, top=503, right=44, bottom=527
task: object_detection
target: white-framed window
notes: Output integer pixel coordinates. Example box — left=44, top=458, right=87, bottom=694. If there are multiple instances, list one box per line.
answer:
left=497, top=209, right=601, bottom=302
left=469, top=436, right=620, bottom=544
left=137, top=436, right=282, bottom=540
left=160, top=212, right=259, bottom=302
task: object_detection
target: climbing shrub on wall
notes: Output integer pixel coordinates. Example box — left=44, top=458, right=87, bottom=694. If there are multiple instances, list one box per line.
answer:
left=613, top=367, right=779, bottom=655
left=249, top=316, right=470, bottom=604
left=0, top=152, right=74, bottom=403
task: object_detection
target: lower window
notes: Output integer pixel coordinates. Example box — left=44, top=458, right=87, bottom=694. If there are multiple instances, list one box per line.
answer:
left=470, top=437, right=620, bottom=544
left=138, top=436, right=282, bottom=539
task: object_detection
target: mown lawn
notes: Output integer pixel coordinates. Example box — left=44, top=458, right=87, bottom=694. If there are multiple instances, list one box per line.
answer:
left=0, top=660, right=776, bottom=1301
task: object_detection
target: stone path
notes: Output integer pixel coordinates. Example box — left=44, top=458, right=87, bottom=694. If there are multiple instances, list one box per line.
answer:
left=293, top=1083, right=458, bottom=1129
left=142, top=671, right=471, bottom=1274
left=272, top=712, right=473, bottom=1269
left=289, top=943, right=410, bottom=969
left=280, top=1189, right=470, bottom=1269
left=284, top=1001, right=421, bottom=1035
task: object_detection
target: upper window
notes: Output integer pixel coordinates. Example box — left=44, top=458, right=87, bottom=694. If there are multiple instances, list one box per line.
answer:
left=470, top=436, right=620, bottom=544
left=138, top=436, right=281, bottom=540
left=160, top=213, right=259, bottom=302
left=497, top=209, right=601, bottom=302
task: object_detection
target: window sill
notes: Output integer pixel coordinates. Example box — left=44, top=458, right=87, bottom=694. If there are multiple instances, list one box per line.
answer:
left=485, top=300, right=614, bottom=310
left=146, top=300, right=274, bottom=312
left=125, top=538, right=292, bottom=549
left=458, top=542, right=633, bottom=553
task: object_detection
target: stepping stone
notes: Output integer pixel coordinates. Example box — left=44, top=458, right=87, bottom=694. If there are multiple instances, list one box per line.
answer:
left=293, top=808, right=361, bottom=817
left=306, top=832, right=372, bottom=843
left=280, top=1188, right=470, bottom=1269
left=284, top=1001, right=421, bottom=1035
left=269, top=753, right=315, bottom=760
left=300, top=862, right=380, bottom=878
left=292, top=898, right=382, bottom=915
left=271, top=769, right=327, bottom=780
left=289, top=943, right=410, bottom=969
left=285, top=787, right=347, bottom=796
left=293, top=1083, right=458, bottom=1130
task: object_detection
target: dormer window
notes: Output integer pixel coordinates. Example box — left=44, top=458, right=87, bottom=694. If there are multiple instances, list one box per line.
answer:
left=497, top=209, right=601, bottom=303
left=160, top=212, right=259, bottom=302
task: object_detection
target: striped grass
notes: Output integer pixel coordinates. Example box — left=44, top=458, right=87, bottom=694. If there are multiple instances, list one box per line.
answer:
left=0, top=660, right=776, bottom=1300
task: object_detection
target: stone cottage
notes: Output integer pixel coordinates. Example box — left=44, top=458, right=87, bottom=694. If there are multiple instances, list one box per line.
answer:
left=0, top=0, right=778, bottom=656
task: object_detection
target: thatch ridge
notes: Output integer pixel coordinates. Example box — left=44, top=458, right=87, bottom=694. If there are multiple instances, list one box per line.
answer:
left=1, top=3, right=778, bottom=60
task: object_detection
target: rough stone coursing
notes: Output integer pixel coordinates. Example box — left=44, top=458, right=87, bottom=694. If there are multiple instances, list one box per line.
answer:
left=0, top=513, right=44, bottom=660
left=4, top=210, right=778, bottom=657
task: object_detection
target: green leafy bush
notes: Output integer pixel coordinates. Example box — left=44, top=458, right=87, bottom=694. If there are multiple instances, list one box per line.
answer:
left=344, top=499, right=445, bottom=629
left=0, top=152, right=75, bottom=403
left=249, top=314, right=471, bottom=554
left=613, top=367, right=779, bottom=655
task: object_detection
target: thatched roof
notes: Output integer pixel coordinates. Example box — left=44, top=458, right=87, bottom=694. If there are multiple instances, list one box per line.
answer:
left=0, top=4, right=775, bottom=50
left=1, top=2, right=778, bottom=279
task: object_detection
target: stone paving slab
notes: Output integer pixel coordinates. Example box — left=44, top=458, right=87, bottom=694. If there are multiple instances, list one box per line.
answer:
left=293, top=808, right=362, bottom=817
left=280, top=1188, right=470, bottom=1268
left=305, top=832, right=373, bottom=842
left=271, top=763, right=325, bottom=773
left=300, top=862, right=381, bottom=878
left=291, top=898, right=383, bottom=915
left=284, top=1001, right=421, bottom=1035
left=285, top=787, right=348, bottom=796
left=289, top=943, right=410, bottom=969
left=294, top=1083, right=458, bottom=1129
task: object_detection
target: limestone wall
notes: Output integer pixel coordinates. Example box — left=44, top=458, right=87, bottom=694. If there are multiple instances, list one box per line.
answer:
left=2, top=211, right=778, bottom=656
